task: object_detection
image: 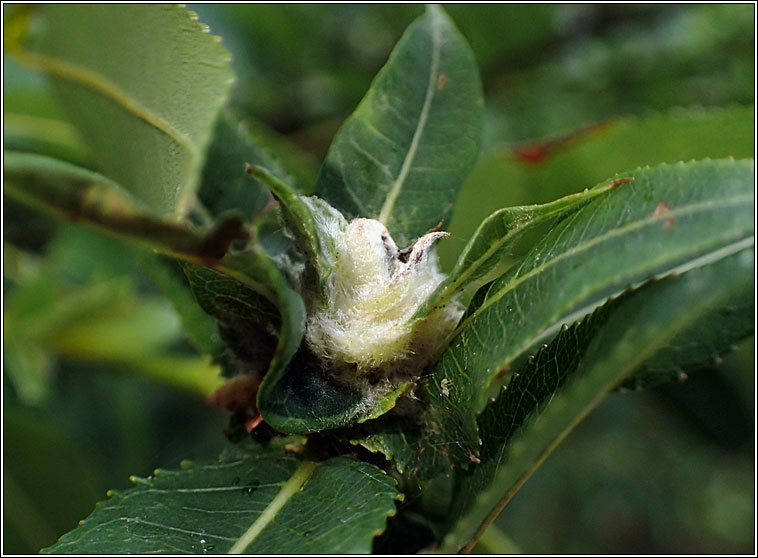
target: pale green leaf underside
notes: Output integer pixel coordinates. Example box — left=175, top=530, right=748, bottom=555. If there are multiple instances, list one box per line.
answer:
left=15, top=4, right=233, bottom=216
left=440, top=247, right=754, bottom=552
left=316, top=5, right=483, bottom=247
left=43, top=451, right=401, bottom=554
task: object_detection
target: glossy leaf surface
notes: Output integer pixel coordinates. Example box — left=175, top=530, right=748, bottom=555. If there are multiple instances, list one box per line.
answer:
left=415, top=176, right=633, bottom=320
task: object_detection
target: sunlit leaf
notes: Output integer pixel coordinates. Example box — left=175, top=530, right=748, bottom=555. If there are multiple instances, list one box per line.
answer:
left=9, top=5, right=234, bottom=216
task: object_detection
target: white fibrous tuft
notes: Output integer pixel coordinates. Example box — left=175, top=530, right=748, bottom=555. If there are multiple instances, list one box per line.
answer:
left=305, top=218, right=462, bottom=377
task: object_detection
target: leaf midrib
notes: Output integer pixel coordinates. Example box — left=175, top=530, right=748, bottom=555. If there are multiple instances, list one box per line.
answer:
left=451, top=193, right=753, bottom=339
left=377, top=11, right=442, bottom=225
left=227, top=460, right=317, bottom=554
left=10, top=48, right=196, bottom=163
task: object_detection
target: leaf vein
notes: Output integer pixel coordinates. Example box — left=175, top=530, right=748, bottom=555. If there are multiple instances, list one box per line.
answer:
left=378, top=13, right=442, bottom=223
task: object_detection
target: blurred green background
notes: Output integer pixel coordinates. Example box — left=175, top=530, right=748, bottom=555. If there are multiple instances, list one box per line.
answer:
left=3, top=4, right=754, bottom=554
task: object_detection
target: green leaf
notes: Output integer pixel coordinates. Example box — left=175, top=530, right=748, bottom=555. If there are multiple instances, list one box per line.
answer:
left=2, top=54, right=92, bottom=166
left=361, top=158, right=754, bottom=473
left=414, top=175, right=633, bottom=320
left=241, top=117, right=320, bottom=195
left=221, top=245, right=306, bottom=411
left=197, top=110, right=318, bottom=221
left=439, top=247, right=754, bottom=553
left=180, top=262, right=280, bottom=376
left=196, top=112, right=275, bottom=221
left=444, top=105, right=754, bottom=268
left=315, top=5, right=483, bottom=246
left=257, top=347, right=411, bottom=434
left=429, top=159, right=753, bottom=467
left=43, top=449, right=402, bottom=554
left=248, top=164, right=339, bottom=285
left=11, top=5, right=234, bottom=216
left=623, top=281, right=754, bottom=390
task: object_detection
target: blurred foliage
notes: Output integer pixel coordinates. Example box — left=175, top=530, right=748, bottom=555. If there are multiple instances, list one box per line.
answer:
left=492, top=341, right=754, bottom=554
left=3, top=3, right=754, bottom=554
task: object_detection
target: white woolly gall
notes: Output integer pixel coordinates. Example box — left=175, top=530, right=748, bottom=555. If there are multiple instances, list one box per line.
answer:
left=305, top=218, right=462, bottom=377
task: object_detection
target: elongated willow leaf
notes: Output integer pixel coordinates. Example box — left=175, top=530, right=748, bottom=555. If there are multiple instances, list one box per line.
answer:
left=413, top=175, right=633, bottom=321
left=316, top=5, right=483, bottom=247
left=440, top=247, right=754, bottom=553
left=7, top=5, right=233, bottom=216
left=426, top=158, right=754, bottom=468
left=43, top=449, right=401, bottom=554
left=356, top=158, right=754, bottom=473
